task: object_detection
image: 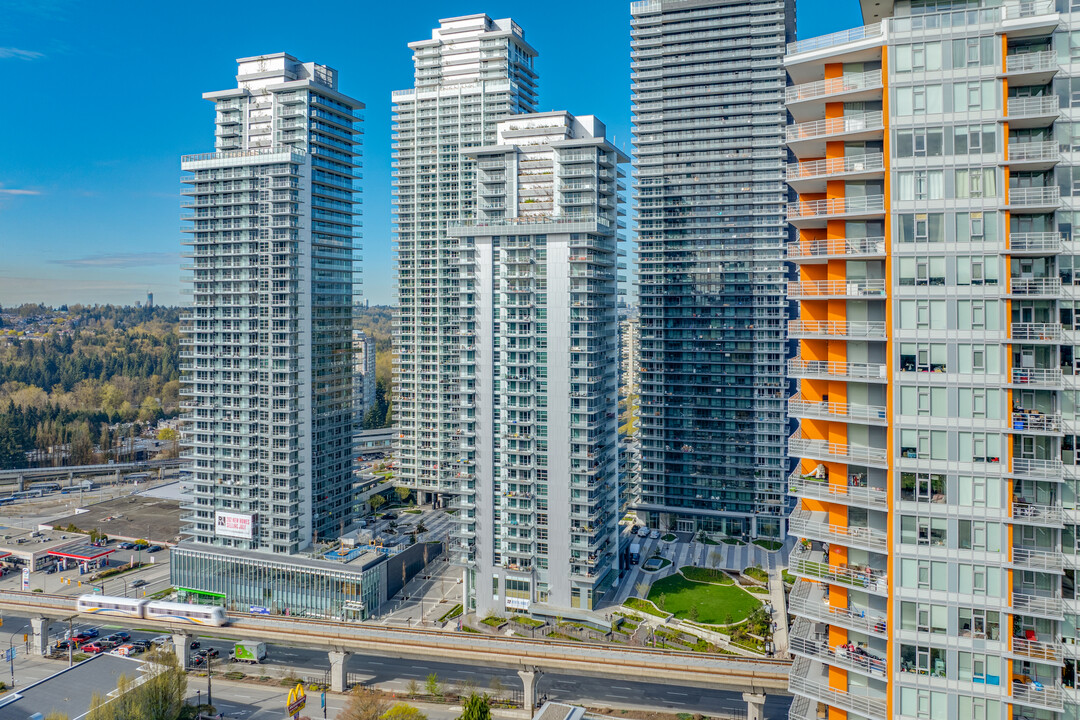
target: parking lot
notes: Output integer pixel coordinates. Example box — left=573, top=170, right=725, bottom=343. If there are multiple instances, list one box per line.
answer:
left=0, top=544, right=172, bottom=598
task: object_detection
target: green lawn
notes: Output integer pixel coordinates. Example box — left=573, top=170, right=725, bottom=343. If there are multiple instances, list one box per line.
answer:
left=701, top=537, right=720, bottom=545
left=511, top=616, right=545, bottom=628
left=481, top=616, right=505, bottom=627
left=679, top=566, right=733, bottom=585
left=661, top=533, right=677, bottom=542
left=752, top=539, right=783, bottom=551
left=647, top=574, right=761, bottom=625
left=438, top=603, right=463, bottom=622
left=721, top=538, right=746, bottom=546
left=782, top=570, right=796, bottom=585
left=743, top=566, right=769, bottom=583
left=624, top=597, right=668, bottom=618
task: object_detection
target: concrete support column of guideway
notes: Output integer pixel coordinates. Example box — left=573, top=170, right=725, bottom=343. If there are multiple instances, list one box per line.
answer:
left=173, top=633, right=192, bottom=668
left=329, top=651, right=350, bottom=693
left=743, top=693, right=766, bottom=720
left=518, top=668, right=543, bottom=715
left=29, top=617, right=52, bottom=656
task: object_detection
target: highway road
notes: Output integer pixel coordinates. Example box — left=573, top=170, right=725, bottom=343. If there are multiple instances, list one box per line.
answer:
left=0, top=611, right=792, bottom=720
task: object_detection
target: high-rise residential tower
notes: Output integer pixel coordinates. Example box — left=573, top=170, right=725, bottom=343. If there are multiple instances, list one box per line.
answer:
left=180, top=53, right=363, bottom=553
left=392, top=16, right=538, bottom=606
left=784, top=2, right=1074, bottom=719
left=621, top=314, right=641, bottom=396
left=449, top=111, right=626, bottom=614
left=630, top=0, right=794, bottom=538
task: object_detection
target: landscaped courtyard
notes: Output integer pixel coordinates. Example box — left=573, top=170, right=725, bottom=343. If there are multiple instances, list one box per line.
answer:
left=644, top=570, right=762, bottom=625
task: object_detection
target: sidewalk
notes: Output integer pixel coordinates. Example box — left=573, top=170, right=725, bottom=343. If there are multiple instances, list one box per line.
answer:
left=767, top=565, right=790, bottom=655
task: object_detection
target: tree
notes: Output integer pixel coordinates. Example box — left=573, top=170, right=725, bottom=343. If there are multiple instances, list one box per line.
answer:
left=382, top=703, right=427, bottom=720
left=488, top=677, right=504, bottom=700
left=369, top=495, right=387, bottom=513
left=394, top=486, right=412, bottom=504
left=689, top=605, right=700, bottom=623
left=634, top=581, right=650, bottom=599
left=406, top=679, right=420, bottom=696
left=138, top=650, right=187, bottom=720
left=458, top=694, right=492, bottom=720
left=44, top=713, right=69, bottom=720
left=340, top=688, right=390, bottom=720
left=425, top=672, right=442, bottom=697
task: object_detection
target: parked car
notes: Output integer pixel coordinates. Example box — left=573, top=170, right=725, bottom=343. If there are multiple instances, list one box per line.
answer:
left=189, top=654, right=205, bottom=666
left=54, top=640, right=75, bottom=651
left=150, top=635, right=171, bottom=646
left=637, top=527, right=650, bottom=537
left=81, top=643, right=104, bottom=654
left=71, top=632, right=93, bottom=644
left=649, top=530, right=661, bottom=540
left=82, top=628, right=99, bottom=638
left=112, top=631, right=130, bottom=641
left=131, top=579, right=147, bottom=588
left=382, top=513, right=397, bottom=521
left=190, top=640, right=201, bottom=649
left=204, top=647, right=219, bottom=659
left=146, top=545, right=163, bottom=553
left=130, top=640, right=151, bottom=651
left=117, top=542, right=134, bottom=550
left=97, top=639, right=118, bottom=650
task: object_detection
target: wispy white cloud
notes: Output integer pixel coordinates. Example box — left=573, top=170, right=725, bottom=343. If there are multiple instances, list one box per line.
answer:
left=0, top=47, right=44, bottom=60
left=51, top=252, right=178, bottom=269
left=0, top=188, right=40, bottom=196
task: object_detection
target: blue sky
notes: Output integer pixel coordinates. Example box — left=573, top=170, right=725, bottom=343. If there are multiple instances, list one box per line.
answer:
left=0, top=0, right=862, bottom=307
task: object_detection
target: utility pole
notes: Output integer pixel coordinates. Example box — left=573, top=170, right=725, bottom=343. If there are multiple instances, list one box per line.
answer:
left=206, top=654, right=213, bottom=709
left=67, top=615, right=74, bottom=667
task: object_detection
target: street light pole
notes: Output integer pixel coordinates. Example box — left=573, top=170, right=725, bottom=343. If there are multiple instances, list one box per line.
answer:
left=206, top=655, right=213, bottom=709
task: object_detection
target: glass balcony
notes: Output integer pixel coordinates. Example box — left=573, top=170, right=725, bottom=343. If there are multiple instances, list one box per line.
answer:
left=1012, top=457, right=1063, bottom=480
left=787, top=236, right=886, bottom=264
left=788, top=508, right=888, bottom=552
left=788, top=319, right=887, bottom=340
left=788, top=356, right=888, bottom=383
left=787, top=153, right=884, bottom=192
left=787, top=194, right=886, bottom=226
left=788, top=469, right=888, bottom=509
left=1007, top=141, right=1060, bottom=169
left=788, top=658, right=887, bottom=720
left=785, top=22, right=883, bottom=58
left=789, top=579, right=888, bottom=638
left=787, top=394, right=888, bottom=426
left=786, top=112, right=884, bottom=157
left=789, top=431, right=888, bottom=468
left=787, top=279, right=887, bottom=299
left=785, top=70, right=883, bottom=116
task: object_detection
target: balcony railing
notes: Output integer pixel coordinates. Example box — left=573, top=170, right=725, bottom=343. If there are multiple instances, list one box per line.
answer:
left=1010, top=636, right=1064, bottom=662
left=1010, top=232, right=1064, bottom=254
left=789, top=431, right=889, bottom=467
left=787, top=236, right=886, bottom=261
left=789, top=472, right=888, bottom=509
left=1010, top=323, right=1062, bottom=341
left=1013, top=457, right=1064, bottom=478
left=1011, top=546, right=1066, bottom=571
left=1010, top=276, right=1062, bottom=295
left=1009, top=186, right=1061, bottom=207
left=1006, top=50, right=1058, bottom=74
left=789, top=195, right=885, bottom=221
left=788, top=356, right=888, bottom=382
left=787, top=154, right=885, bottom=182
left=786, top=112, right=884, bottom=143
left=788, top=673, right=887, bottom=719
left=786, top=70, right=883, bottom=104
left=788, top=320, right=887, bottom=339
left=787, top=279, right=887, bottom=298
left=786, top=22, right=883, bottom=56
left=788, top=510, right=888, bottom=552
left=1008, top=141, right=1060, bottom=163
left=1013, top=681, right=1065, bottom=711
left=789, top=633, right=887, bottom=676
left=1013, top=590, right=1063, bottom=617
left=1011, top=411, right=1063, bottom=433
left=788, top=580, right=888, bottom=637
left=788, top=394, right=888, bottom=424
left=1012, top=367, right=1063, bottom=385
left=1007, top=95, right=1061, bottom=118
left=1011, top=499, right=1064, bottom=524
